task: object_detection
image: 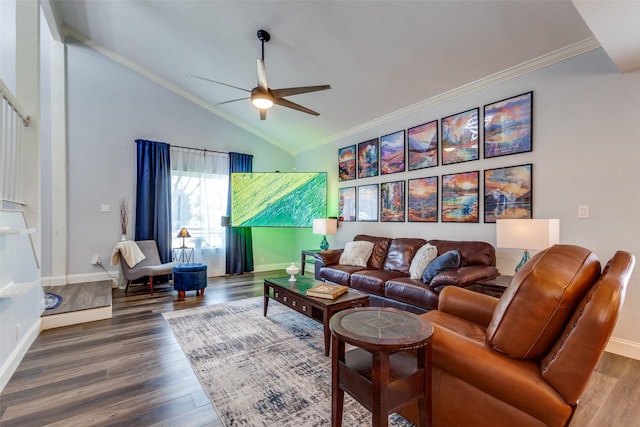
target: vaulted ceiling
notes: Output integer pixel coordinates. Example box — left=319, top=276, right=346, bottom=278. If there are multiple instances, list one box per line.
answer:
left=45, top=1, right=639, bottom=155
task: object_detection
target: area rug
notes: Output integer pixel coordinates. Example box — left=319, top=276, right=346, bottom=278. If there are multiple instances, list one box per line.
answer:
left=163, top=297, right=415, bottom=427
left=44, top=292, right=63, bottom=310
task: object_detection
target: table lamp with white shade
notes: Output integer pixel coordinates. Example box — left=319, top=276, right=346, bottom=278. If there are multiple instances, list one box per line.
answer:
left=496, top=219, right=560, bottom=272
left=313, top=218, right=338, bottom=251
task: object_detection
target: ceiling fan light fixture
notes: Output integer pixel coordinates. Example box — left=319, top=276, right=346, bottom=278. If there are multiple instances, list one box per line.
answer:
left=251, top=90, right=274, bottom=109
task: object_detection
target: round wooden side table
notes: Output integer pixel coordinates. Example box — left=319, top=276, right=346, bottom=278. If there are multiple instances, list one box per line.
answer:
left=329, top=307, right=434, bottom=427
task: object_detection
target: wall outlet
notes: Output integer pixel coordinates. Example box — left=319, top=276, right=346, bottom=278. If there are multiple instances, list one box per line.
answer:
left=92, top=255, right=102, bottom=265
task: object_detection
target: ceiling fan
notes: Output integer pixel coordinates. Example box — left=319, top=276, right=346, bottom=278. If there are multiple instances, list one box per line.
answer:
left=188, top=29, right=331, bottom=120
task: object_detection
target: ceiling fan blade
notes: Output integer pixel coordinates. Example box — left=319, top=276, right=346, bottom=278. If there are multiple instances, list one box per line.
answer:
left=256, top=59, right=269, bottom=93
left=274, top=97, right=320, bottom=116
left=215, top=97, right=251, bottom=106
left=259, top=109, right=267, bottom=120
left=187, top=74, right=251, bottom=93
left=271, top=85, right=331, bottom=98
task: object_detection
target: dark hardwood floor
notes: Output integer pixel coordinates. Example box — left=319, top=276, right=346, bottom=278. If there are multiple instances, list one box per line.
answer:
left=1, top=271, right=639, bottom=426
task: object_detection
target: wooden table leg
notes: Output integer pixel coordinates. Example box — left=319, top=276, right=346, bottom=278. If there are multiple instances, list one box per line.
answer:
left=323, top=309, right=332, bottom=356
left=371, top=351, right=390, bottom=427
left=263, top=284, right=269, bottom=317
left=332, top=335, right=345, bottom=427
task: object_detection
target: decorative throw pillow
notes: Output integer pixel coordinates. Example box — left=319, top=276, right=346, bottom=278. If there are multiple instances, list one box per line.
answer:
left=409, top=244, right=438, bottom=279
left=422, top=249, right=461, bottom=284
left=339, top=241, right=375, bottom=267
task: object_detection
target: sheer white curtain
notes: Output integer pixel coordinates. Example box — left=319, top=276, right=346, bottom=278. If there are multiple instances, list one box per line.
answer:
left=170, top=147, right=229, bottom=276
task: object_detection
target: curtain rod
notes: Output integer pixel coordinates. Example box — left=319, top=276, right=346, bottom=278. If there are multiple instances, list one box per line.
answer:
left=134, top=140, right=227, bottom=155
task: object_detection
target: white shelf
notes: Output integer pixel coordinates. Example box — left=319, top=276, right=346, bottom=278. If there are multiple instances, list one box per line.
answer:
left=0, top=280, right=39, bottom=298
left=0, top=227, right=36, bottom=236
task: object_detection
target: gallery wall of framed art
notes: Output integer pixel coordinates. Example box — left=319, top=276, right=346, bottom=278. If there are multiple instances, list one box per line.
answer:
left=336, top=91, right=534, bottom=225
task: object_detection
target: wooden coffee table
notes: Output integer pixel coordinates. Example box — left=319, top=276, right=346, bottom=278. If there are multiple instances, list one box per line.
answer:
left=264, top=276, right=369, bottom=356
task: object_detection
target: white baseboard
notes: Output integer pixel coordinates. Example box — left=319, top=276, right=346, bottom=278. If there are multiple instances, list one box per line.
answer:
left=0, top=318, right=41, bottom=393
left=41, top=305, right=112, bottom=330
left=254, top=263, right=289, bottom=273
left=42, top=271, right=119, bottom=287
left=41, top=275, right=68, bottom=287
left=606, top=337, right=640, bottom=360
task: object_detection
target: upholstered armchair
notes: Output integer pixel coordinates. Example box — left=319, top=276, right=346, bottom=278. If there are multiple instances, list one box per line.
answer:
left=119, top=240, right=178, bottom=295
left=399, top=244, right=635, bottom=427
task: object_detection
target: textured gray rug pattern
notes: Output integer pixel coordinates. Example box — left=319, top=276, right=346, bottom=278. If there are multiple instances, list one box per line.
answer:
left=163, top=297, right=414, bottom=427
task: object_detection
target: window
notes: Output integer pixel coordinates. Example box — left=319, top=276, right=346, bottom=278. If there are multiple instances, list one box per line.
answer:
left=170, top=148, right=229, bottom=272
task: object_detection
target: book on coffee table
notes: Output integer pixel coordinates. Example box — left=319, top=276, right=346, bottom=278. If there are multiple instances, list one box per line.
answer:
left=306, top=283, right=348, bottom=300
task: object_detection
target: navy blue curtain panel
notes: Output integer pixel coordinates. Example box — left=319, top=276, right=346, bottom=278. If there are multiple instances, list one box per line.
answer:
left=135, top=139, right=172, bottom=263
left=226, top=152, right=254, bottom=274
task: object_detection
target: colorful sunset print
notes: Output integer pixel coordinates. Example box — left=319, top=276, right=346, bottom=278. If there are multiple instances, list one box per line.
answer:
left=357, top=184, right=378, bottom=222
left=484, top=92, right=532, bottom=158
left=380, top=180, right=405, bottom=222
left=408, top=121, right=438, bottom=170
left=484, top=164, right=532, bottom=223
left=441, top=171, right=479, bottom=223
left=442, top=108, right=479, bottom=165
left=338, top=145, right=356, bottom=181
left=380, top=130, right=405, bottom=174
left=358, top=138, right=379, bottom=178
left=408, top=177, right=438, bottom=222
left=338, top=187, right=356, bottom=222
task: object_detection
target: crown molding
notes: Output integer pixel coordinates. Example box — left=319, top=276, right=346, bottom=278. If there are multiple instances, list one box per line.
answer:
left=62, top=26, right=289, bottom=154
left=318, top=37, right=601, bottom=148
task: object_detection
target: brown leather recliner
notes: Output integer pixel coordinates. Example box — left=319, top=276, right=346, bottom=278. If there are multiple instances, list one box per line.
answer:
left=399, top=244, right=635, bottom=427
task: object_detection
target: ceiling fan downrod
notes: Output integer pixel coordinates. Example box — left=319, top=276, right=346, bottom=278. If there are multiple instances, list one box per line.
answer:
left=257, top=29, right=270, bottom=60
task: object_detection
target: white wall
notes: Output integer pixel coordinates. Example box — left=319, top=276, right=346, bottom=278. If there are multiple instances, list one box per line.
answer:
left=295, top=48, right=640, bottom=358
left=63, top=38, right=297, bottom=280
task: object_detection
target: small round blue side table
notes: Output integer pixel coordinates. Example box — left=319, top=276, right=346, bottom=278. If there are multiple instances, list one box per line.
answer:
left=173, top=263, right=207, bottom=300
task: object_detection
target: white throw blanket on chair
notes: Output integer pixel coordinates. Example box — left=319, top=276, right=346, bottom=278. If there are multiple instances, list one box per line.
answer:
left=111, top=241, right=146, bottom=267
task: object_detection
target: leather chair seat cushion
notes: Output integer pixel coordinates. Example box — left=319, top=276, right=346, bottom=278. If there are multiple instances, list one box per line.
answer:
left=384, top=277, right=439, bottom=311
left=319, top=265, right=367, bottom=286
left=350, top=270, right=407, bottom=296
left=487, top=244, right=601, bottom=359
left=423, top=310, right=573, bottom=426
left=383, top=238, right=427, bottom=273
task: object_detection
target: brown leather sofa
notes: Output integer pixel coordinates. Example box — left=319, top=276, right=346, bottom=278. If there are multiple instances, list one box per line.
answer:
left=314, top=234, right=499, bottom=312
left=398, top=244, right=635, bottom=427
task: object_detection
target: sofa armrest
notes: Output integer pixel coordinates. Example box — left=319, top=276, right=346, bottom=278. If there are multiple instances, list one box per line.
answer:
left=438, top=286, right=499, bottom=327
left=314, top=249, right=343, bottom=266
left=431, top=265, right=499, bottom=288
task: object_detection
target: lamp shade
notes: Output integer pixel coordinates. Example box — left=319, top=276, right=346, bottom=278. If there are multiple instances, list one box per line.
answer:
left=312, top=218, right=337, bottom=235
left=177, top=227, right=191, bottom=238
left=496, top=219, right=559, bottom=250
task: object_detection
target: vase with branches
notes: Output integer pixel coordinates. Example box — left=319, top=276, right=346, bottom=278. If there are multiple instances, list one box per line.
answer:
left=120, top=198, right=128, bottom=241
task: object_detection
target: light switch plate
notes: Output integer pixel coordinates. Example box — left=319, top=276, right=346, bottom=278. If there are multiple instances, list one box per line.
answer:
left=578, top=205, right=589, bottom=218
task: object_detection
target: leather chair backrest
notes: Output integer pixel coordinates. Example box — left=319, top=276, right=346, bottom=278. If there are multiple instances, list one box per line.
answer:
left=428, top=239, right=496, bottom=267
left=541, top=251, right=634, bottom=404
left=383, top=238, right=427, bottom=273
left=354, top=235, right=392, bottom=270
left=486, top=244, right=601, bottom=359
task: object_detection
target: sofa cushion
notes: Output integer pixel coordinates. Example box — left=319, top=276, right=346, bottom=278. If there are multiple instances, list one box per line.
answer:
left=385, top=277, right=440, bottom=310
left=350, top=270, right=407, bottom=297
left=339, top=241, right=374, bottom=267
left=319, top=264, right=365, bottom=287
left=486, top=244, right=601, bottom=359
left=383, top=238, right=427, bottom=273
left=409, top=243, right=438, bottom=279
left=428, top=240, right=496, bottom=267
left=423, top=250, right=461, bottom=284
left=354, top=235, right=392, bottom=270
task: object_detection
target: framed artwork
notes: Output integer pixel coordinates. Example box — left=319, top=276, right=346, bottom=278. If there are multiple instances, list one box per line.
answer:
left=357, top=138, right=379, bottom=178
left=484, top=91, right=533, bottom=158
left=380, top=130, right=405, bottom=174
left=357, top=184, right=378, bottom=222
left=441, top=171, right=479, bottom=223
left=338, top=145, right=356, bottom=181
left=408, top=176, right=438, bottom=222
left=441, top=108, right=479, bottom=165
left=338, top=187, right=356, bottom=222
left=408, top=120, right=438, bottom=171
left=484, top=164, right=532, bottom=223
left=380, top=180, right=405, bottom=222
